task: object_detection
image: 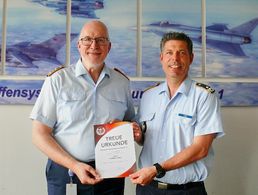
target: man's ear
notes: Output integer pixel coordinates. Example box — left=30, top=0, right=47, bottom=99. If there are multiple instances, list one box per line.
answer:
left=190, top=53, right=194, bottom=64
left=108, top=42, right=112, bottom=53
left=160, top=52, right=163, bottom=62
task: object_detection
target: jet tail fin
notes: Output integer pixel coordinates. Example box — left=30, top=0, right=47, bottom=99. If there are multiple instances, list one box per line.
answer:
left=230, top=17, right=258, bottom=35
left=40, top=33, right=78, bottom=51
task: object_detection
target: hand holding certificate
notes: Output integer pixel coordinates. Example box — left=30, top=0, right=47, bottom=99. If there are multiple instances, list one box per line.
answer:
left=94, top=122, right=136, bottom=178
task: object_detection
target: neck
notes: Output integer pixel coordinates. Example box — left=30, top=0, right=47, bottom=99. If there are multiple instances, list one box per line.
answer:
left=166, top=76, right=186, bottom=98
left=82, top=60, right=104, bottom=83
left=88, top=66, right=104, bottom=83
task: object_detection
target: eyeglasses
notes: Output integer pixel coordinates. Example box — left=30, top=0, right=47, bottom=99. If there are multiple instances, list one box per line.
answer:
left=80, top=36, right=109, bottom=46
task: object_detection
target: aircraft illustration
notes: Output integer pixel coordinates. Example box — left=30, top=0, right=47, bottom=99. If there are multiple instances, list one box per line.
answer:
left=1, top=33, right=78, bottom=68
left=141, top=17, right=258, bottom=57
left=28, top=0, right=104, bottom=19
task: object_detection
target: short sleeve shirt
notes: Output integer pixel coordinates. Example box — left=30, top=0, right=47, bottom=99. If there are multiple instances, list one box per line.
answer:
left=138, top=77, right=224, bottom=184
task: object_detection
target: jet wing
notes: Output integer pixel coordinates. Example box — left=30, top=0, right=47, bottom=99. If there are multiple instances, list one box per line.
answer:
left=206, top=39, right=246, bottom=57
left=150, top=30, right=166, bottom=36
left=6, top=49, right=38, bottom=68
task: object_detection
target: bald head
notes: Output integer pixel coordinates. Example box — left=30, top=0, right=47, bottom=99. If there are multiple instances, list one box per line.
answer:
left=79, top=20, right=110, bottom=41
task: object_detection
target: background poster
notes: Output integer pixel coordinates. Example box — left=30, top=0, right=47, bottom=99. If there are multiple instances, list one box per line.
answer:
left=132, top=81, right=258, bottom=107
left=141, top=0, right=202, bottom=77
left=4, top=0, right=67, bottom=75
left=70, top=0, right=137, bottom=77
left=0, top=80, right=42, bottom=104
left=0, top=0, right=258, bottom=106
left=206, top=0, right=258, bottom=77
left=1, top=80, right=258, bottom=107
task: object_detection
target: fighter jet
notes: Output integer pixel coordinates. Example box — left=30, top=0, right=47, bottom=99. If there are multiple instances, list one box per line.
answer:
left=142, top=17, right=258, bottom=57
left=28, top=0, right=104, bottom=19
left=1, top=33, right=78, bottom=68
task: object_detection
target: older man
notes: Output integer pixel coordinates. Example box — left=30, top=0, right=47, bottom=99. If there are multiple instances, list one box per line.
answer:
left=30, top=20, right=135, bottom=195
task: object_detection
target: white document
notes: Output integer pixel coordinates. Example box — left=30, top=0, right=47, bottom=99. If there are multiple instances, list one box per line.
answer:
left=94, top=122, right=136, bottom=178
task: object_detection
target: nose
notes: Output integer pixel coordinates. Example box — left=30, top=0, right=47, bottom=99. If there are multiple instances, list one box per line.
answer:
left=172, top=51, right=180, bottom=61
left=90, top=39, right=99, bottom=48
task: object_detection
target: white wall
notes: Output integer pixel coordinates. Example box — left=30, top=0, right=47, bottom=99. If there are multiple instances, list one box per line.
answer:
left=0, top=105, right=258, bottom=195
left=206, top=107, right=258, bottom=195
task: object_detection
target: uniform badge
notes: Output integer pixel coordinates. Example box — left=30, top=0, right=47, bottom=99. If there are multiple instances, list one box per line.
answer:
left=196, top=83, right=215, bottom=93
left=143, top=82, right=160, bottom=92
left=113, top=68, right=129, bottom=80
left=47, top=65, right=65, bottom=77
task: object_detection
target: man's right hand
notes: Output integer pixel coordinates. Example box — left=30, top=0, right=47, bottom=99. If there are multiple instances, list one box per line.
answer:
left=71, top=162, right=103, bottom=184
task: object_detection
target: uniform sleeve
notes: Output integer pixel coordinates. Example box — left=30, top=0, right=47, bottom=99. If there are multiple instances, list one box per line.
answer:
left=29, top=76, right=58, bottom=128
left=195, top=93, right=224, bottom=138
left=123, top=82, right=136, bottom=121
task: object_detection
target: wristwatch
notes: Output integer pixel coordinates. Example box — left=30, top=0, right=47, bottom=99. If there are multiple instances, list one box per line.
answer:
left=153, top=163, right=166, bottom=178
left=140, top=121, right=147, bottom=133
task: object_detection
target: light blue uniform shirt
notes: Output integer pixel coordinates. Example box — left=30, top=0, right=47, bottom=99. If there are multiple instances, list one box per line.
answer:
left=30, top=59, right=135, bottom=162
left=138, top=77, right=224, bottom=184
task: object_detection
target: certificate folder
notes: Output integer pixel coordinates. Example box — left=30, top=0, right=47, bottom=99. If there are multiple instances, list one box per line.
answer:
left=94, top=122, right=136, bottom=178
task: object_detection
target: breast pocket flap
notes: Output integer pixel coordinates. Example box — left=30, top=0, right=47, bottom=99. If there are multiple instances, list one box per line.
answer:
left=140, top=112, right=155, bottom=122
left=60, top=90, right=86, bottom=101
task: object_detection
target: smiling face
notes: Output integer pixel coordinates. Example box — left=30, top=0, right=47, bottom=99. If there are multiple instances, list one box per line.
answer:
left=160, top=39, right=194, bottom=82
left=77, top=20, right=111, bottom=69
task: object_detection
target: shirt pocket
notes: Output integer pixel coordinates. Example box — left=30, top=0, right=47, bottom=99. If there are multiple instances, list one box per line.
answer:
left=174, top=112, right=196, bottom=137
left=100, top=93, right=128, bottom=120
left=175, top=113, right=196, bottom=125
left=58, top=90, right=86, bottom=121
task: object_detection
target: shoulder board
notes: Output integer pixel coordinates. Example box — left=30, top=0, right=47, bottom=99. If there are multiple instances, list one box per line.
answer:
left=47, top=66, right=65, bottom=77
left=196, top=82, right=215, bottom=93
left=144, top=82, right=160, bottom=92
left=113, top=68, right=129, bottom=80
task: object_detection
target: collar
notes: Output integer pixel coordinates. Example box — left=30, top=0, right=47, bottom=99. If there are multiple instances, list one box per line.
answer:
left=75, top=59, right=111, bottom=78
left=159, top=77, right=192, bottom=96
left=176, top=77, right=192, bottom=96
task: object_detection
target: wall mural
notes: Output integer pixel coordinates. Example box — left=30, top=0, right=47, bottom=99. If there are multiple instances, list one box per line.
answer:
left=70, top=0, right=137, bottom=76
left=206, top=0, right=258, bottom=77
left=3, top=0, right=66, bottom=75
left=0, top=0, right=258, bottom=106
left=141, top=0, right=202, bottom=77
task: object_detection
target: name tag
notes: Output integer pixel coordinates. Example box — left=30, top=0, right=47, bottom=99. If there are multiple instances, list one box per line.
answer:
left=178, top=113, right=193, bottom=119
left=66, top=183, right=77, bottom=195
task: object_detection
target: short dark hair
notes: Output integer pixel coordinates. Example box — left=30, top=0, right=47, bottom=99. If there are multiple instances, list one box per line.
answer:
left=160, top=32, right=193, bottom=54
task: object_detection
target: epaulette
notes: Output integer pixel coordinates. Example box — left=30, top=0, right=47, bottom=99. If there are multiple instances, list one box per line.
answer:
left=114, top=68, right=129, bottom=80
left=144, top=82, right=160, bottom=92
left=47, top=65, right=65, bottom=77
left=196, top=82, right=215, bottom=93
